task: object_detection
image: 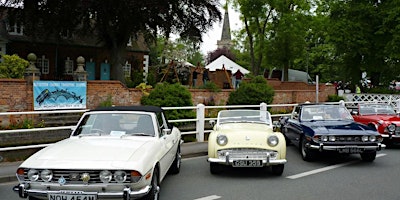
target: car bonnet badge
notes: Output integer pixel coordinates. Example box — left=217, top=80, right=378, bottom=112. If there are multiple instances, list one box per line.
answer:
left=58, top=176, right=66, bottom=185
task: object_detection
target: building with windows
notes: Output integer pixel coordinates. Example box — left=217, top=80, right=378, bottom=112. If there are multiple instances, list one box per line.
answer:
left=0, top=8, right=149, bottom=81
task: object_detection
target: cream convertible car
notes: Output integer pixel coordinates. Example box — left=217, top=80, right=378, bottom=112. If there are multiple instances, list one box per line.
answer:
left=13, top=106, right=182, bottom=200
left=208, top=110, right=287, bottom=175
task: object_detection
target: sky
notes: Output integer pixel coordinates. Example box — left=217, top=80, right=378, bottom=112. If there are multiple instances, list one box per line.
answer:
left=199, top=4, right=242, bottom=55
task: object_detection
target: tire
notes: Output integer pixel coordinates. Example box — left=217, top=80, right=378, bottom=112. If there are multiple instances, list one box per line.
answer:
left=360, top=151, right=376, bottom=162
left=271, top=164, right=284, bottom=176
left=168, top=145, right=181, bottom=174
left=142, top=168, right=160, bottom=200
left=210, top=163, right=223, bottom=174
left=300, top=137, right=317, bottom=161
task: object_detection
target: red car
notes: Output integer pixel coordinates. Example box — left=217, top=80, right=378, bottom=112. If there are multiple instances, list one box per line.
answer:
left=351, top=103, right=400, bottom=145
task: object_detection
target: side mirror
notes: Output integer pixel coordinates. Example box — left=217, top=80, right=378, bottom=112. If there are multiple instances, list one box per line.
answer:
left=209, top=119, right=216, bottom=127
left=162, top=128, right=172, bottom=135
left=272, top=121, right=281, bottom=132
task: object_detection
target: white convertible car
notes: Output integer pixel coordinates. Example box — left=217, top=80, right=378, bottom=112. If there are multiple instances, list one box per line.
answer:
left=208, top=109, right=287, bottom=175
left=13, top=106, right=182, bottom=200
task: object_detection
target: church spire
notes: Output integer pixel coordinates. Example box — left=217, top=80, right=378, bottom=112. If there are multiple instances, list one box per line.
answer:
left=217, top=3, right=233, bottom=49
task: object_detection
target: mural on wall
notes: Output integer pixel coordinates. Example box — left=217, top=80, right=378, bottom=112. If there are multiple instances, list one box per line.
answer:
left=33, top=81, right=87, bottom=110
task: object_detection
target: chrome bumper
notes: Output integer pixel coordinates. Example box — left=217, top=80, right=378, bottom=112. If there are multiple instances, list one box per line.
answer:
left=13, top=183, right=150, bottom=200
left=307, top=143, right=386, bottom=152
left=208, top=152, right=287, bottom=166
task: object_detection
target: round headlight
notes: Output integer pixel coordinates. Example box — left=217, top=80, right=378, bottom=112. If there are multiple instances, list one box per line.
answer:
left=361, top=135, right=369, bottom=142
left=99, top=170, right=112, bottom=183
left=40, top=169, right=53, bottom=182
left=369, top=135, right=376, bottom=142
left=267, top=135, right=279, bottom=147
left=329, top=136, right=336, bottom=142
left=321, top=135, right=328, bottom=142
left=27, top=169, right=39, bottom=181
left=217, top=135, right=228, bottom=146
left=114, top=171, right=127, bottom=183
left=387, top=124, right=396, bottom=132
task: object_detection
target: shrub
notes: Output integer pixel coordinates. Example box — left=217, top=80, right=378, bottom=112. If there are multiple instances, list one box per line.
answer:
left=327, top=94, right=344, bottom=102
left=227, top=76, right=274, bottom=105
left=141, top=83, right=195, bottom=120
left=0, top=54, right=29, bottom=78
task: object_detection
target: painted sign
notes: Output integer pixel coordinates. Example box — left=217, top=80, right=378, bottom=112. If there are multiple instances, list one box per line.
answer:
left=33, top=81, right=87, bottom=110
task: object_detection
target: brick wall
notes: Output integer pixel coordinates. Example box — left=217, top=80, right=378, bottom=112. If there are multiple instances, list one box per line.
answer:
left=0, top=78, right=336, bottom=114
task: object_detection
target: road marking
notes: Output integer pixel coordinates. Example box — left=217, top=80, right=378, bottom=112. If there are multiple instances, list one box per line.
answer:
left=194, top=195, right=222, bottom=200
left=286, top=153, right=386, bottom=179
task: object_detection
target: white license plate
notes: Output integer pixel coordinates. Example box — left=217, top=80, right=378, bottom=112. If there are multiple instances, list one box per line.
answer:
left=232, top=160, right=262, bottom=167
left=48, top=193, right=97, bottom=200
left=338, top=147, right=363, bottom=154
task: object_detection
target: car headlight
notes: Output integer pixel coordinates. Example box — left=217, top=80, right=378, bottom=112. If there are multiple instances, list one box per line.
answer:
left=329, top=136, right=336, bottom=142
left=361, top=135, right=369, bottom=142
left=27, top=169, right=39, bottom=181
left=369, top=135, right=376, bottom=142
left=217, top=135, right=228, bottom=146
left=114, top=171, right=127, bottom=183
left=40, top=169, right=53, bottom=182
left=321, top=135, right=328, bottom=142
left=387, top=124, right=396, bottom=132
left=99, top=170, right=112, bottom=183
left=267, top=135, right=279, bottom=147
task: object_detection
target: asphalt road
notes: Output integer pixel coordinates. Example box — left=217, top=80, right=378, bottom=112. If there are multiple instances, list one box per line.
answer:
left=2, top=145, right=400, bottom=200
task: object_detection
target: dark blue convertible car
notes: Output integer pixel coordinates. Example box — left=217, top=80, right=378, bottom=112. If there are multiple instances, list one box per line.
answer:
left=279, top=103, right=385, bottom=162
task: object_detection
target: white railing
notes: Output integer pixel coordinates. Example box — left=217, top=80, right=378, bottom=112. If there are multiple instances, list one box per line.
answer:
left=0, top=103, right=296, bottom=152
left=3, top=98, right=399, bottom=153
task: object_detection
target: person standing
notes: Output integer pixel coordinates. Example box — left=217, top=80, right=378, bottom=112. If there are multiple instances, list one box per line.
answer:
left=192, top=67, right=199, bottom=87
left=202, top=68, right=209, bottom=85
left=233, top=69, right=244, bottom=89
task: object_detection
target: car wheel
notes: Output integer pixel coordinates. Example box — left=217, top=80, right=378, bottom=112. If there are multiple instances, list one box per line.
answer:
left=143, top=168, right=160, bottom=200
left=271, top=164, right=284, bottom=176
left=210, top=163, right=223, bottom=174
left=360, top=151, right=376, bottom=162
left=168, top=145, right=181, bottom=174
left=300, top=137, right=317, bottom=161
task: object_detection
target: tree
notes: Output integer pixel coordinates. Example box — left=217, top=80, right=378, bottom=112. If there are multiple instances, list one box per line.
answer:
left=0, top=54, right=29, bottom=78
left=4, top=0, right=222, bottom=83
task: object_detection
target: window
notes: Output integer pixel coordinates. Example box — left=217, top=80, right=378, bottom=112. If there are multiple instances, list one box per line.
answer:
left=7, top=23, right=24, bottom=35
left=64, top=57, right=74, bottom=75
left=123, top=61, right=131, bottom=77
left=37, top=55, right=50, bottom=75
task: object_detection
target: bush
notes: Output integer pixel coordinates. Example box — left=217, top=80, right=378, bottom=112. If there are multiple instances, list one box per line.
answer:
left=141, top=83, right=195, bottom=120
left=327, top=94, right=344, bottom=102
left=227, top=76, right=275, bottom=105
left=0, top=54, right=29, bottom=78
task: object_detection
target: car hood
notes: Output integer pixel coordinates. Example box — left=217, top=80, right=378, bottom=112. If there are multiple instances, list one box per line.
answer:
left=20, top=137, right=154, bottom=170
left=302, top=120, right=377, bottom=135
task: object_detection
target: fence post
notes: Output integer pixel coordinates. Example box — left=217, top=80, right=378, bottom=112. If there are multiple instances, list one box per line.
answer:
left=260, top=102, right=267, bottom=111
left=397, top=99, right=400, bottom=113
left=196, top=104, right=205, bottom=142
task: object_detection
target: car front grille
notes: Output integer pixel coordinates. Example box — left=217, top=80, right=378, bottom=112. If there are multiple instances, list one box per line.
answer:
left=217, top=148, right=278, bottom=160
left=21, top=169, right=132, bottom=184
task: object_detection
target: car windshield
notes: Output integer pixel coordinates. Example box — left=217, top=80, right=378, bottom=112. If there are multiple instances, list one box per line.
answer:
left=73, top=112, right=155, bottom=137
left=217, top=110, right=271, bottom=125
left=359, top=104, right=396, bottom=115
left=300, top=105, right=353, bottom=121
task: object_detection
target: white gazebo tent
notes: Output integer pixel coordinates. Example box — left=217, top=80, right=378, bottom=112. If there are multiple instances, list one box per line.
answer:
left=205, top=55, right=250, bottom=74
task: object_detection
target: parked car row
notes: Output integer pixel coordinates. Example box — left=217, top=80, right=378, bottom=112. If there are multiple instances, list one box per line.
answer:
left=12, top=102, right=394, bottom=199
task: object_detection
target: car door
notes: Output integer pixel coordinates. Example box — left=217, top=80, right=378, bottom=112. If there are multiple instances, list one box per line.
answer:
left=156, top=113, right=176, bottom=177
left=284, top=106, right=303, bottom=144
